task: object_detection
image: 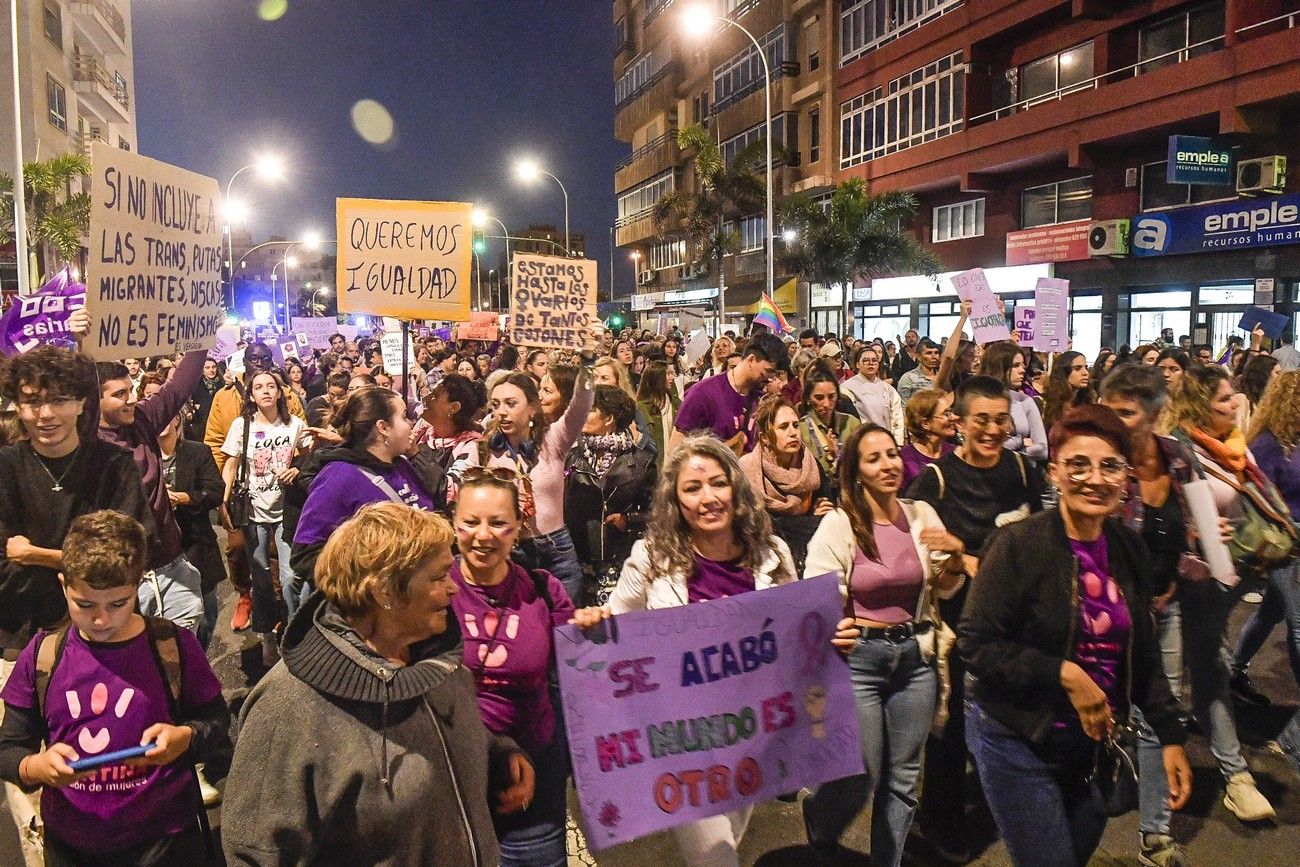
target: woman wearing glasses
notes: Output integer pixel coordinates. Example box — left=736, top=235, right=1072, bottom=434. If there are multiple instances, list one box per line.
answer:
left=959, top=404, right=1191, bottom=867
left=898, top=389, right=956, bottom=489
left=450, top=470, right=606, bottom=867
left=477, top=368, right=594, bottom=603
left=608, top=435, right=795, bottom=867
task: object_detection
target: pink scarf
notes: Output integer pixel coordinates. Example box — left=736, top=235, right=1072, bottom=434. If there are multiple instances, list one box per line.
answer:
left=739, top=443, right=819, bottom=515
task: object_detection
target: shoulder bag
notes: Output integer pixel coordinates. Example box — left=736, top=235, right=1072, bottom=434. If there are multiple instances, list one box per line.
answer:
left=225, top=415, right=253, bottom=528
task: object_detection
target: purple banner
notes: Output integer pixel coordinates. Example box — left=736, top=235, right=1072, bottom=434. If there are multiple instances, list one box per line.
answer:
left=0, top=269, right=87, bottom=356
left=555, top=574, right=863, bottom=851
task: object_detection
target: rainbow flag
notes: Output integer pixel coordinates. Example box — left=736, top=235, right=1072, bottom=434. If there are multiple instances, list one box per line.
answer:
left=751, top=286, right=793, bottom=334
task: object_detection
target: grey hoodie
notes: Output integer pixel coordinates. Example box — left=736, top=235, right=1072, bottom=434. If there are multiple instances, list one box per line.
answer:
left=222, top=594, right=524, bottom=866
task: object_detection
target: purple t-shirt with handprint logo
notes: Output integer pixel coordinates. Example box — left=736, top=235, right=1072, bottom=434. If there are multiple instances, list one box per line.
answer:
left=1064, top=536, right=1131, bottom=723
left=1, top=624, right=221, bottom=851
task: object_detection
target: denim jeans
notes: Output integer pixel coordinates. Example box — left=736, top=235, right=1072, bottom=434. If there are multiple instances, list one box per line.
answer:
left=197, top=589, right=219, bottom=649
left=1135, top=601, right=1184, bottom=835
left=496, top=736, right=568, bottom=867
left=244, top=521, right=299, bottom=634
left=1232, top=561, right=1300, bottom=683
left=515, top=527, right=583, bottom=605
left=803, top=632, right=936, bottom=867
left=1179, top=579, right=1250, bottom=780
left=966, top=702, right=1107, bottom=867
left=1278, top=709, right=1300, bottom=777
left=137, top=554, right=204, bottom=633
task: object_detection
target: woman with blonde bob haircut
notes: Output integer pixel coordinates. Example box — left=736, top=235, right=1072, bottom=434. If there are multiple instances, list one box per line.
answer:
left=223, top=503, right=536, bottom=865
left=608, top=435, right=795, bottom=866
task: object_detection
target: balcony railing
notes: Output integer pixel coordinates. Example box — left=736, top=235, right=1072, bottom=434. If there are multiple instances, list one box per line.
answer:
left=75, top=127, right=105, bottom=156
left=616, top=132, right=676, bottom=172
left=73, top=50, right=130, bottom=110
left=1235, top=10, right=1299, bottom=37
left=971, top=34, right=1225, bottom=125
left=72, top=0, right=126, bottom=42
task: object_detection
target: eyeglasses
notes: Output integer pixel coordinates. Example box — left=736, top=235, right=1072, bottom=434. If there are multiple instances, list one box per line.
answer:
left=1060, top=456, right=1130, bottom=485
left=966, top=414, right=1012, bottom=429
left=247, top=354, right=273, bottom=365
left=930, top=409, right=957, bottom=420
left=461, top=466, right=523, bottom=483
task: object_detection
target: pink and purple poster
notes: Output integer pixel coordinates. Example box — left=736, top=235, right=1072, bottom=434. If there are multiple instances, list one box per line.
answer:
left=951, top=268, right=1011, bottom=344
left=554, top=574, right=863, bottom=851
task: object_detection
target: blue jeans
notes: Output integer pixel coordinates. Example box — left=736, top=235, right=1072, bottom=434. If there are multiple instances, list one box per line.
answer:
left=1178, top=579, right=1250, bottom=780
left=496, top=736, right=568, bottom=867
left=197, top=589, right=219, bottom=649
left=1136, top=601, right=1184, bottom=835
left=1232, top=561, right=1300, bottom=683
left=803, top=632, right=936, bottom=867
left=515, top=527, right=583, bottom=605
left=1278, top=709, right=1300, bottom=777
left=136, top=554, right=204, bottom=633
left=244, top=521, right=300, bottom=634
left=967, top=702, right=1107, bottom=867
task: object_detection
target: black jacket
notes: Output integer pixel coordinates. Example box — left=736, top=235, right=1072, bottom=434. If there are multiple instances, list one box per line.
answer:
left=563, top=438, right=657, bottom=605
left=166, top=439, right=226, bottom=594
left=958, top=509, right=1186, bottom=747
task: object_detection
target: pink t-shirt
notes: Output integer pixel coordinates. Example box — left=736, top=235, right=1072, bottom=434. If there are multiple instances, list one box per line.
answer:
left=848, top=511, right=925, bottom=624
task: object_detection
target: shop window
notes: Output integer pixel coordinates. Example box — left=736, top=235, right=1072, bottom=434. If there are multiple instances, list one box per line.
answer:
left=1019, top=42, right=1093, bottom=105
left=932, top=199, right=984, bottom=242
left=46, top=74, right=66, bottom=132
left=1139, top=161, right=1235, bottom=211
left=1020, top=177, right=1092, bottom=228
left=1138, top=2, right=1225, bottom=74
left=43, top=1, right=62, bottom=49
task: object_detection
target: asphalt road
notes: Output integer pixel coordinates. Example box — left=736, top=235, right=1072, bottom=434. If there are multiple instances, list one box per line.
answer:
left=3, top=573, right=1297, bottom=866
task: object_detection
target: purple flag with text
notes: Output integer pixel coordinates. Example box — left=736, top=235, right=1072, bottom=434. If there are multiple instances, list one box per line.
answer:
left=554, top=573, right=863, bottom=850
left=0, top=269, right=86, bottom=356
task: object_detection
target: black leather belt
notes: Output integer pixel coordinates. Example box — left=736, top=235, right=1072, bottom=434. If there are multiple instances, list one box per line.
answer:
left=859, top=621, right=932, bottom=642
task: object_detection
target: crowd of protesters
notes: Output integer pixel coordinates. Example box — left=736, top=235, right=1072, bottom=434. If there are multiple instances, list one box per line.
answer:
left=0, top=306, right=1297, bottom=866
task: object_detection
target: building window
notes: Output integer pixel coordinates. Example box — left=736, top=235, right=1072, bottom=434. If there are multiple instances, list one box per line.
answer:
left=113, top=71, right=128, bottom=103
left=118, top=139, right=131, bottom=151
left=614, top=16, right=629, bottom=53
left=932, top=199, right=985, bottom=242
left=615, top=48, right=671, bottom=107
left=840, top=52, right=964, bottom=169
left=650, top=238, right=688, bottom=271
left=809, top=50, right=820, bottom=72
left=1019, top=42, right=1094, bottom=105
left=1020, top=177, right=1092, bottom=228
left=46, top=74, right=67, bottom=132
left=43, top=1, right=62, bottom=49
left=617, top=170, right=675, bottom=225
left=725, top=0, right=758, bottom=16
left=809, top=108, right=821, bottom=163
left=840, top=0, right=964, bottom=66
left=1139, top=2, right=1225, bottom=74
left=738, top=215, right=767, bottom=253
left=712, top=24, right=794, bottom=112
left=1139, top=161, right=1235, bottom=211
left=692, top=90, right=710, bottom=124
left=720, top=115, right=793, bottom=166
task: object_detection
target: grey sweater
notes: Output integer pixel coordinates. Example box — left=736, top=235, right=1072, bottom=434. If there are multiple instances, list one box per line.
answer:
left=222, top=595, right=524, bottom=866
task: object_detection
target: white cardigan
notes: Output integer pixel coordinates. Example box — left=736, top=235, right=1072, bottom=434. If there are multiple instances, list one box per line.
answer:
left=609, top=537, right=797, bottom=613
left=802, top=500, right=963, bottom=604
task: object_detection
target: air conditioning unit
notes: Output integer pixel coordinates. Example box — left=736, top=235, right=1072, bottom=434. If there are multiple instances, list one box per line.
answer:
left=1088, top=219, right=1130, bottom=256
left=1237, top=156, right=1287, bottom=195
left=638, top=269, right=656, bottom=286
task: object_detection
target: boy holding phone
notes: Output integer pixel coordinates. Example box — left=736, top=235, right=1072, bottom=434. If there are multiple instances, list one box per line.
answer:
left=0, top=511, right=230, bottom=865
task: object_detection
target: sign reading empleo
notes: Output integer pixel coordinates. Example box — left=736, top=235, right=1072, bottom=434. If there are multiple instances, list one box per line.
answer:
left=1167, top=136, right=1234, bottom=186
left=1131, top=194, right=1300, bottom=257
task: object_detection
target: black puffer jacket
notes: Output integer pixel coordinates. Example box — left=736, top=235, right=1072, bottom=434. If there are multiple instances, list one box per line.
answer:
left=223, top=593, right=524, bottom=866
left=958, top=508, right=1187, bottom=747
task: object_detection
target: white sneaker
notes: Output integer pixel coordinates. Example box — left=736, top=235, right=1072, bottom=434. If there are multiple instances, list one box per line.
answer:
left=1242, top=591, right=1264, bottom=604
left=1223, top=771, right=1275, bottom=821
left=196, top=763, right=221, bottom=807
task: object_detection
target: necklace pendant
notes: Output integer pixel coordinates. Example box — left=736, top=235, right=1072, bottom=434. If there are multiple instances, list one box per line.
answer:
left=51, top=484, right=62, bottom=492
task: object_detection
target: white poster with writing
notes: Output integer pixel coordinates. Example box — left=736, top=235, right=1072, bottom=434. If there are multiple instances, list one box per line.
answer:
left=509, top=253, right=597, bottom=350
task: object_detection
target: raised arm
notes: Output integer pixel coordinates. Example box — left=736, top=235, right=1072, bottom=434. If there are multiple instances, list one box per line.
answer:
left=934, top=301, right=971, bottom=392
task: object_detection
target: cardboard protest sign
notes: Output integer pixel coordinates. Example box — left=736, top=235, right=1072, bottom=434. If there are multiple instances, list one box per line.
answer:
left=1239, top=305, right=1288, bottom=341
left=950, top=268, right=1010, bottom=344
left=289, top=317, right=358, bottom=349
left=0, top=269, right=86, bottom=355
left=336, top=198, right=473, bottom=321
left=684, top=328, right=711, bottom=365
left=380, top=332, right=414, bottom=372
left=86, top=142, right=224, bottom=361
left=1032, top=278, right=1070, bottom=352
left=457, top=310, right=499, bottom=342
left=1012, top=306, right=1036, bottom=346
left=555, top=574, right=862, bottom=851
left=209, top=325, right=240, bottom=362
left=509, top=253, right=597, bottom=350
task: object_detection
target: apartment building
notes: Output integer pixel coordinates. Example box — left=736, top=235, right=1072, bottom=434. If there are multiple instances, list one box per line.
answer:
left=834, top=0, right=1300, bottom=357
left=0, top=0, right=138, bottom=290
left=613, top=0, right=840, bottom=333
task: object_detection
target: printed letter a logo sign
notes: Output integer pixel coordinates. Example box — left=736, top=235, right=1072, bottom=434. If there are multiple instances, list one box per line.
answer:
left=1132, top=216, right=1170, bottom=256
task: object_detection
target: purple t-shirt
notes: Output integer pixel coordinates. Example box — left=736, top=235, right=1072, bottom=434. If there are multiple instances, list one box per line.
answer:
left=900, top=442, right=955, bottom=490
left=0, top=623, right=221, bottom=851
left=675, top=372, right=760, bottom=448
left=849, top=512, right=925, bottom=623
left=1062, top=536, right=1131, bottom=724
left=450, top=561, right=575, bottom=755
left=687, top=554, right=757, bottom=603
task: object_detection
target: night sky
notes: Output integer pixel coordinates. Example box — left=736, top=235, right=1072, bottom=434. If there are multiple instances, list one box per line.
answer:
left=131, top=0, right=632, bottom=292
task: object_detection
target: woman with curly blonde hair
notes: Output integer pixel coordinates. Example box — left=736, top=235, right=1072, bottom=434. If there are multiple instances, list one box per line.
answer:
left=607, top=434, right=795, bottom=866
left=1231, top=371, right=1300, bottom=728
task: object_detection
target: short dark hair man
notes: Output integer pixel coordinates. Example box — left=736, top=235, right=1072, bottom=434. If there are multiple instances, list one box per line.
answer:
left=1192, top=344, right=1214, bottom=366
left=798, top=328, right=819, bottom=350
left=328, top=333, right=346, bottom=353
left=672, top=331, right=788, bottom=455
left=897, top=338, right=941, bottom=403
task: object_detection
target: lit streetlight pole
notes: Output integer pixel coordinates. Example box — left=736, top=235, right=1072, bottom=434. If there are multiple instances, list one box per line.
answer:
left=223, top=154, right=285, bottom=308
left=9, top=0, right=29, bottom=294
left=310, top=285, right=332, bottom=316
left=682, top=5, right=775, bottom=322
left=512, top=159, right=570, bottom=255
left=629, top=250, right=642, bottom=288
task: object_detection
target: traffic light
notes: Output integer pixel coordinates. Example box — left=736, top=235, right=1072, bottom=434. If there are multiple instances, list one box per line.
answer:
left=472, top=229, right=486, bottom=255
left=607, top=312, right=626, bottom=332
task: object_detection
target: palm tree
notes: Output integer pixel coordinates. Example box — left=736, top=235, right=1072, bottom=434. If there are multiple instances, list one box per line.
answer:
left=651, top=122, right=773, bottom=325
left=0, top=152, right=93, bottom=288
left=777, top=178, right=940, bottom=339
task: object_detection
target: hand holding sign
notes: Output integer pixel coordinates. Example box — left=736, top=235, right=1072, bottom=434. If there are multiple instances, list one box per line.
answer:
left=950, top=269, right=1010, bottom=344
left=509, top=254, right=598, bottom=350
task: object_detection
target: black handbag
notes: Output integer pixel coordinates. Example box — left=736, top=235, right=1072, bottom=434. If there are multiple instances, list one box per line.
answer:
left=225, top=415, right=253, bottom=529
left=1091, top=718, right=1140, bottom=816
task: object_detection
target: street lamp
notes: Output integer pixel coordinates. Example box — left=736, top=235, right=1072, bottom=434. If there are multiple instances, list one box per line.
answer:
left=511, top=159, right=571, bottom=255
left=630, top=250, right=642, bottom=289
left=682, top=4, right=775, bottom=308
left=310, top=285, right=332, bottom=315
left=224, top=153, right=286, bottom=308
